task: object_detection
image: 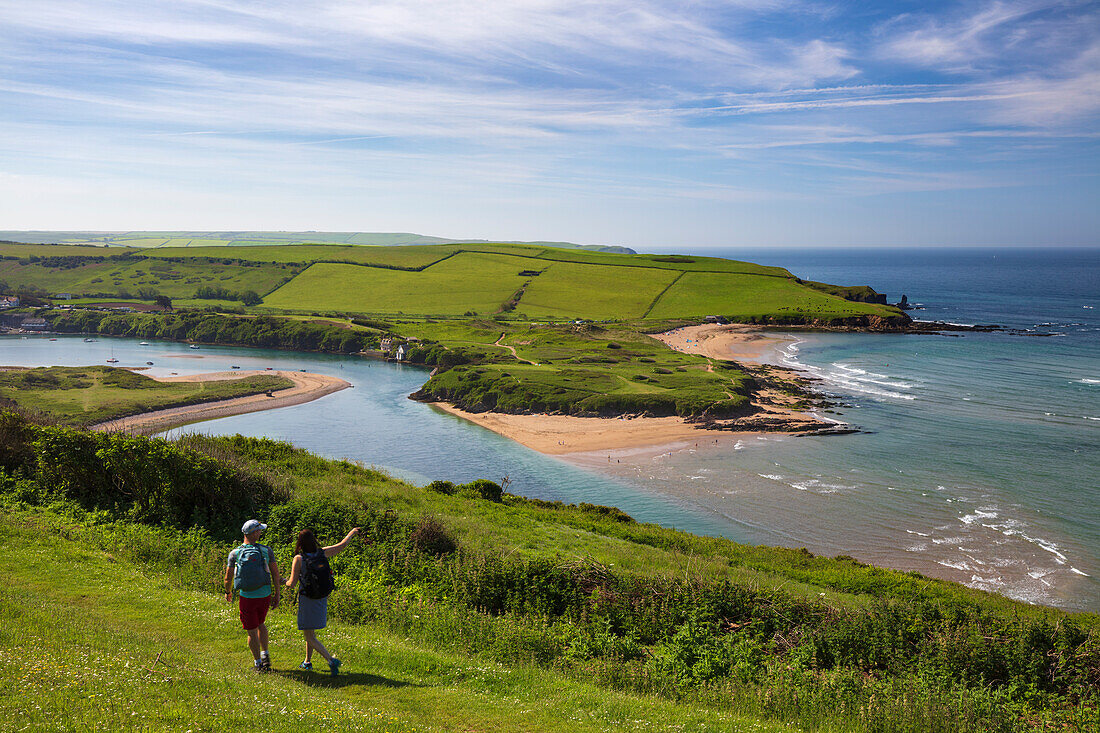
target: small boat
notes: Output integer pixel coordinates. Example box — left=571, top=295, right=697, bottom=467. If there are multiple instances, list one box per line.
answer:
left=106, top=358, right=119, bottom=364
left=49, top=338, right=57, bottom=341
left=146, top=361, right=154, bottom=366
left=83, top=337, right=97, bottom=342
left=139, top=341, right=149, bottom=346
left=189, top=344, right=200, bottom=350
left=231, top=365, right=241, bottom=369
left=265, top=367, right=273, bottom=370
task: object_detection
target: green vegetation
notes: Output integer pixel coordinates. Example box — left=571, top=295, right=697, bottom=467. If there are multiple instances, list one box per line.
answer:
left=0, top=366, right=292, bottom=426
left=1, top=414, right=1096, bottom=732
left=404, top=322, right=754, bottom=417
left=1, top=240, right=908, bottom=421
left=0, top=252, right=296, bottom=300
left=0, top=240, right=905, bottom=325
left=47, top=310, right=383, bottom=354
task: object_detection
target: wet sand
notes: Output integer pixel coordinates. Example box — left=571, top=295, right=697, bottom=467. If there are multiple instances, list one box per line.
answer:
left=92, top=370, right=350, bottom=435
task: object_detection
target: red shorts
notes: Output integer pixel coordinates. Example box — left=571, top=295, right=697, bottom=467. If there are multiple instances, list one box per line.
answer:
left=239, top=596, right=271, bottom=630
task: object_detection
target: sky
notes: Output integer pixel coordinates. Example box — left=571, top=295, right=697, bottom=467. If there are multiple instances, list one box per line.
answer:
left=1, top=1, right=1098, bottom=248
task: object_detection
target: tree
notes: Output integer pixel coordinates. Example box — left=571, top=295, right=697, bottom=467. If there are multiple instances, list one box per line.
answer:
left=239, top=290, right=262, bottom=306
left=154, top=295, right=173, bottom=312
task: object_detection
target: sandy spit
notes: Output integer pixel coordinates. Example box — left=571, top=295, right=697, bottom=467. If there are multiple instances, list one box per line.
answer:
left=92, top=370, right=350, bottom=435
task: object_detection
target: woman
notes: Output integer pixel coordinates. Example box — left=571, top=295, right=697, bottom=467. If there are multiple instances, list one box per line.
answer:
left=284, top=526, right=361, bottom=675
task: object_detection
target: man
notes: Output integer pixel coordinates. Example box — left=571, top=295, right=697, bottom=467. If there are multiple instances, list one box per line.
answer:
left=225, top=519, right=280, bottom=672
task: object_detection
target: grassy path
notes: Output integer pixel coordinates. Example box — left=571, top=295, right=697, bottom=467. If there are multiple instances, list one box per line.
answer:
left=0, top=515, right=794, bottom=733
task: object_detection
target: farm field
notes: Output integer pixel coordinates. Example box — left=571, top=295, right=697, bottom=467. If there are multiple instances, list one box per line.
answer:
left=0, top=257, right=294, bottom=299
left=1, top=240, right=906, bottom=323
left=647, top=271, right=895, bottom=321
left=150, top=243, right=463, bottom=268
left=0, top=366, right=292, bottom=426
left=518, top=260, right=679, bottom=319
left=263, top=255, right=531, bottom=316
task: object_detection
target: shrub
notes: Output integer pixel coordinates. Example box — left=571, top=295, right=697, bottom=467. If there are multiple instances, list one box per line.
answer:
left=409, top=515, right=457, bottom=556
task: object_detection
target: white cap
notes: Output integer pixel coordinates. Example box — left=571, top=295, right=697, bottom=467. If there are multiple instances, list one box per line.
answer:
left=241, top=519, right=267, bottom=535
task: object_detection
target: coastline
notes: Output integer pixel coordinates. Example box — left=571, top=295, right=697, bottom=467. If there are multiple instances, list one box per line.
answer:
left=92, top=369, right=351, bottom=435
left=429, top=325, right=835, bottom=456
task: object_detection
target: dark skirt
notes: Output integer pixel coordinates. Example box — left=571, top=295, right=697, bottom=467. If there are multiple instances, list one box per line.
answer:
left=297, top=594, right=328, bottom=630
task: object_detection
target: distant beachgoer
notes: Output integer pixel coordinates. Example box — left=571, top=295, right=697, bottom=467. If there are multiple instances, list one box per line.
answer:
left=225, top=519, right=280, bottom=673
left=284, top=527, right=364, bottom=676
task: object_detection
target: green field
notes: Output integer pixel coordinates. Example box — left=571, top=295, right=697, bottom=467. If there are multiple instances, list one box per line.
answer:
left=263, top=255, right=531, bottom=315
left=0, top=240, right=904, bottom=324
left=0, top=256, right=294, bottom=300
left=0, top=366, right=292, bottom=425
left=647, top=272, right=895, bottom=321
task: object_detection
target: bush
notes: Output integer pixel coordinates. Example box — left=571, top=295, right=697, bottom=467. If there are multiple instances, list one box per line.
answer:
left=409, top=515, right=457, bottom=556
left=457, top=479, right=502, bottom=502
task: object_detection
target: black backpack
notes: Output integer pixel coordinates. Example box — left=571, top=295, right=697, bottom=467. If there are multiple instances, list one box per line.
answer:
left=300, top=549, right=335, bottom=600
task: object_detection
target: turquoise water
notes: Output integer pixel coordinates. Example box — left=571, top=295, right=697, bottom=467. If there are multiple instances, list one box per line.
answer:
left=0, top=335, right=727, bottom=537
left=585, top=247, right=1099, bottom=610
left=2, top=247, right=1096, bottom=610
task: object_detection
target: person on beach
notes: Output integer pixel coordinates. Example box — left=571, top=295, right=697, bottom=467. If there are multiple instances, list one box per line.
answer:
left=225, top=519, right=281, bottom=673
left=284, top=527, right=363, bottom=676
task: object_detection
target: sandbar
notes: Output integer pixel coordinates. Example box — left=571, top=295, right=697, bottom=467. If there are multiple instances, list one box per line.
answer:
left=430, top=403, right=738, bottom=455
left=93, top=370, right=350, bottom=435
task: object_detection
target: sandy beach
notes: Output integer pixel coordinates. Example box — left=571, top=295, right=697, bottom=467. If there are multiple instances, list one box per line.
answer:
left=93, top=369, right=351, bottom=435
left=430, top=403, right=741, bottom=455
left=650, top=323, right=792, bottom=364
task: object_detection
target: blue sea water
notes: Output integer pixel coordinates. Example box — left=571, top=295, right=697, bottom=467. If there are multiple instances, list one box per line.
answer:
left=1, top=247, right=1096, bottom=610
left=591, top=247, right=1100, bottom=610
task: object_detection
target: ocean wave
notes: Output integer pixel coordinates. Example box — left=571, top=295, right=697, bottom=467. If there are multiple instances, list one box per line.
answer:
left=758, top=474, right=783, bottom=481
left=830, top=363, right=916, bottom=389
left=937, top=560, right=971, bottom=570
left=1079, top=378, right=1100, bottom=385
left=960, top=508, right=998, bottom=525
left=1071, top=567, right=1091, bottom=577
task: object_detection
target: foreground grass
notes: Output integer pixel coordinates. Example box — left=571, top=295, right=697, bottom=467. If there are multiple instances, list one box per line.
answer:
left=0, top=366, right=292, bottom=426
left=0, top=513, right=791, bottom=733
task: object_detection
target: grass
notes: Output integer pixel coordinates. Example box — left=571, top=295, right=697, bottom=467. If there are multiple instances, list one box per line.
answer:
left=263, top=255, right=530, bottom=315
left=2, top=241, right=906, bottom=325
left=647, top=272, right=895, bottom=321
left=2, top=421, right=1097, bottom=732
left=0, top=512, right=793, bottom=733
left=0, top=366, right=293, bottom=426
left=0, top=257, right=293, bottom=300
left=518, top=261, right=680, bottom=320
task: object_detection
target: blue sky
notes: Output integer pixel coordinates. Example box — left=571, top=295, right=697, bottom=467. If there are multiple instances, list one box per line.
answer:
left=1, top=1, right=1097, bottom=247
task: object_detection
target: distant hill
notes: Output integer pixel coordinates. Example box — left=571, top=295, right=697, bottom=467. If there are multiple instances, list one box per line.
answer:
left=0, top=231, right=636, bottom=254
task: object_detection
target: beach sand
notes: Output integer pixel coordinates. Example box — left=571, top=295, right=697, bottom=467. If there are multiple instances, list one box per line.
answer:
left=650, top=323, right=792, bottom=364
left=429, top=325, right=826, bottom=456
left=93, top=369, right=350, bottom=435
left=430, top=404, right=738, bottom=455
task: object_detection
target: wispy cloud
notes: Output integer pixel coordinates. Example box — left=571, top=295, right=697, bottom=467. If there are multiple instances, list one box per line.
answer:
left=0, top=1, right=1097, bottom=244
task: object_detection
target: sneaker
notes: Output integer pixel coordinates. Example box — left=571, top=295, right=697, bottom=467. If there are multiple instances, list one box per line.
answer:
left=259, top=656, right=271, bottom=673
left=298, top=662, right=313, bottom=671
left=328, top=657, right=341, bottom=677
left=253, top=661, right=264, bottom=673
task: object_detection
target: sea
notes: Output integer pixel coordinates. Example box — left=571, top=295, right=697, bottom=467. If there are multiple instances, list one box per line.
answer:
left=1, top=246, right=1097, bottom=611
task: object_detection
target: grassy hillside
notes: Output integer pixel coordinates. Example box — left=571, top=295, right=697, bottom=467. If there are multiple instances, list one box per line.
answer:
left=1, top=417, right=1096, bottom=732
left=0, top=241, right=903, bottom=325
left=0, top=366, right=292, bottom=426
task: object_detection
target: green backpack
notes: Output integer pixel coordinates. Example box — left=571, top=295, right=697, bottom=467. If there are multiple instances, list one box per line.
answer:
left=233, top=544, right=271, bottom=592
